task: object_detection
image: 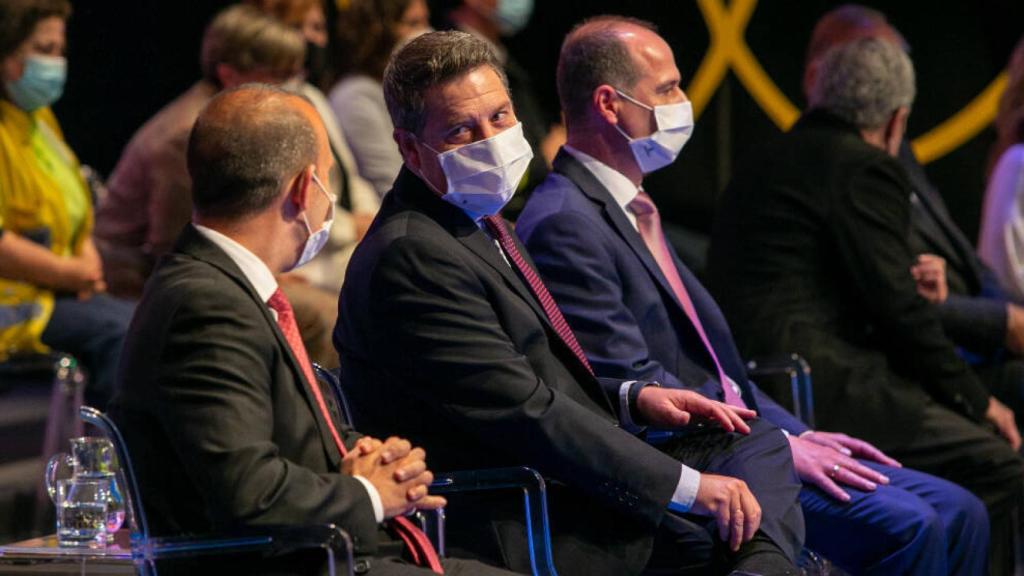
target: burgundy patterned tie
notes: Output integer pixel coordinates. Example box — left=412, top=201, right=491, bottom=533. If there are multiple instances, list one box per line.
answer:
left=268, top=289, right=444, bottom=573
left=482, top=215, right=595, bottom=376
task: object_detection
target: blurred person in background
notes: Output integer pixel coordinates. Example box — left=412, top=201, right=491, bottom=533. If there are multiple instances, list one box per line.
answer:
left=248, top=0, right=381, bottom=296
left=0, top=0, right=133, bottom=407
left=439, top=0, right=564, bottom=217
left=804, top=4, right=1024, bottom=435
left=979, top=37, right=1024, bottom=301
left=329, top=0, right=431, bottom=198
left=94, top=5, right=340, bottom=368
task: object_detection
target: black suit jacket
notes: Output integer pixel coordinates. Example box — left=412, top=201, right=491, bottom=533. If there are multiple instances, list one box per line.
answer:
left=110, top=225, right=380, bottom=554
left=708, top=110, right=990, bottom=449
left=901, top=142, right=1011, bottom=355
left=335, top=168, right=684, bottom=575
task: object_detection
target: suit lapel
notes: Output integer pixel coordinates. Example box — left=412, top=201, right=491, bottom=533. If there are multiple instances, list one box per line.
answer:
left=553, top=151, right=687, bottom=312
left=177, top=225, right=342, bottom=468
left=553, top=151, right=753, bottom=399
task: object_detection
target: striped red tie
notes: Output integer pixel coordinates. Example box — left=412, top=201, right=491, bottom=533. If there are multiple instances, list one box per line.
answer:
left=483, top=215, right=595, bottom=376
left=268, top=288, right=444, bottom=573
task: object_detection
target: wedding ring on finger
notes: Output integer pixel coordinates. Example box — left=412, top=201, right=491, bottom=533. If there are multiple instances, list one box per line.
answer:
left=829, top=463, right=841, bottom=478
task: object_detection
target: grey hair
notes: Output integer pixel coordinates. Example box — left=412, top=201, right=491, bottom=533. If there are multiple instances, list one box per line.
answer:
left=382, top=30, right=508, bottom=135
left=557, top=15, right=657, bottom=124
left=809, top=36, right=915, bottom=130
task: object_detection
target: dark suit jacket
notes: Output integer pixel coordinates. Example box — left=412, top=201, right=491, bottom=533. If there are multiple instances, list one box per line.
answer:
left=515, top=150, right=807, bottom=435
left=707, top=110, right=990, bottom=450
left=901, top=142, right=1011, bottom=356
left=110, top=225, right=381, bottom=554
left=334, top=167, right=685, bottom=575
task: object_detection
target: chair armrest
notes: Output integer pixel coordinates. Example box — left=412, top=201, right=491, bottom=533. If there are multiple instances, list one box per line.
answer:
left=136, top=524, right=354, bottom=576
left=746, top=353, right=815, bottom=428
left=430, top=466, right=557, bottom=576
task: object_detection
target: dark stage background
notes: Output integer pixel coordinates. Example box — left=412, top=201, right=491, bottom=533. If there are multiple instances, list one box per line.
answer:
left=56, top=0, right=1024, bottom=242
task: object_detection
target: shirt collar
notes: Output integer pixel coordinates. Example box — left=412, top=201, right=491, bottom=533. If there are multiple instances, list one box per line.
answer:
left=563, top=145, right=641, bottom=230
left=194, top=224, right=278, bottom=303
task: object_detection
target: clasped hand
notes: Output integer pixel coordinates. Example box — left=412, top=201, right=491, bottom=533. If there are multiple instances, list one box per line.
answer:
left=341, top=436, right=446, bottom=519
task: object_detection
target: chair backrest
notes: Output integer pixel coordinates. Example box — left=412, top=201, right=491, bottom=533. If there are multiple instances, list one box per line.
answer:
left=79, top=405, right=150, bottom=540
left=312, top=364, right=354, bottom=427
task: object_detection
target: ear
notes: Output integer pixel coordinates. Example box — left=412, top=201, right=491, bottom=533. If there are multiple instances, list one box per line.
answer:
left=287, top=164, right=316, bottom=215
left=884, top=106, right=910, bottom=156
left=593, top=84, right=619, bottom=126
left=0, top=53, right=23, bottom=84
left=802, top=60, right=819, bottom=104
left=215, top=63, right=238, bottom=89
left=394, top=128, right=423, bottom=173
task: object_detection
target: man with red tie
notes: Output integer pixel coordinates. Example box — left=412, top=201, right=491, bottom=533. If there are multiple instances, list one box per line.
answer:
left=515, top=16, right=989, bottom=576
left=336, top=30, right=805, bottom=576
left=110, top=85, right=514, bottom=575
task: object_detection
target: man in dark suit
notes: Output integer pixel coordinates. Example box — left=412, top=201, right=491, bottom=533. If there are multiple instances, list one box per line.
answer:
left=516, top=16, right=990, bottom=575
left=336, top=30, right=805, bottom=576
left=709, top=37, right=1024, bottom=575
left=111, top=85, right=514, bottom=575
left=801, top=4, right=1024, bottom=426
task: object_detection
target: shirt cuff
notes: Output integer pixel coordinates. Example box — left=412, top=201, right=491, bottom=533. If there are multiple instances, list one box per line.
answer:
left=618, top=380, right=643, bottom=433
left=667, top=465, right=701, bottom=513
left=353, top=475, right=384, bottom=523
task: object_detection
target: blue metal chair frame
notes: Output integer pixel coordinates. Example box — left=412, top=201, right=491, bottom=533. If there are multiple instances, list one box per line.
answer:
left=312, top=364, right=559, bottom=576
left=79, top=406, right=354, bottom=576
left=745, top=353, right=815, bottom=427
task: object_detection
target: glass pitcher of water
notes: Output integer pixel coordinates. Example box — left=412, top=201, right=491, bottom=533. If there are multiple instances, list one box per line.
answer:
left=45, top=437, right=126, bottom=546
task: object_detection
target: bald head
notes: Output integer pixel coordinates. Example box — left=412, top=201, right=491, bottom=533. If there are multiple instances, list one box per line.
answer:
left=557, top=15, right=662, bottom=124
left=187, top=84, right=320, bottom=221
left=803, top=4, right=907, bottom=99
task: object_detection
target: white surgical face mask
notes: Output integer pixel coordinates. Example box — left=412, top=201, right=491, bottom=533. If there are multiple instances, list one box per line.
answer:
left=290, top=171, right=335, bottom=270
left=421, top=121, right=534, bottom=220
left=613, top=89, right=694, bottom=174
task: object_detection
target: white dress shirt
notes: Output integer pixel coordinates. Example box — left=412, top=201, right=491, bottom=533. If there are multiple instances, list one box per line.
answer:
left=979, top=144, right=1024, bottom=302
left=194, top=224, right=385, bottom=522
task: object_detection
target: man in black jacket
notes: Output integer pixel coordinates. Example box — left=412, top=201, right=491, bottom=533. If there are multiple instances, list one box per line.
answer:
left=111, top=84, right=513, bottom=575
left=710, top=37, right=1024, bottom=575
left=801, top=4, right=1024, bottom=426
left=336, top=30, right=804, bottom=576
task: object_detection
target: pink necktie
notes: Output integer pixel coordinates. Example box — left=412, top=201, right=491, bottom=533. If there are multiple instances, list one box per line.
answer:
left=627, top=191, right=746, bottom=408
left=483, top=215, right=595, bottom=376
left=268, top=289, right=444, bottom=573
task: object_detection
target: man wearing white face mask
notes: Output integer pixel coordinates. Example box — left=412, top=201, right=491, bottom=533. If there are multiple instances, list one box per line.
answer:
left=517, top=16, right=989, bottom=576
left=337, top=29, right=806, bottom=576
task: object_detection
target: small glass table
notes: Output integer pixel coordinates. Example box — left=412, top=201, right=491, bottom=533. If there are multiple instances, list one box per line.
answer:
left=0, top=530, right=134, bottom=574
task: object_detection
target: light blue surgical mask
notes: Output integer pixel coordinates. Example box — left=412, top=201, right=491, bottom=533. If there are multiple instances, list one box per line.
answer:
left=290, top=171, right=335, bottom=271
left=4, top=55, right=67, bottom=112
left=495, top=0, right=534, bottom=36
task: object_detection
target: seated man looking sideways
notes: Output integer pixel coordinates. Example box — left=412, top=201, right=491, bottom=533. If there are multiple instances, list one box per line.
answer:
left=336, top=29, right=805, bottom=576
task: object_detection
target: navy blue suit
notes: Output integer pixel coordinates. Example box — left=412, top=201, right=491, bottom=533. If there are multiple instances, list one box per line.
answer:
left=516, top=149, right=989, bottom=575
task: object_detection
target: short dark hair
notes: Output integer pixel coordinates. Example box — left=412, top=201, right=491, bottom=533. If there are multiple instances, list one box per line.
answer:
left=0, top=0, right=71, bottom=60
left=187, top=84, right=318, bottom=220
left=382, top=30, right=507, bottom=135
left=557, top=15, right=657, bottom=124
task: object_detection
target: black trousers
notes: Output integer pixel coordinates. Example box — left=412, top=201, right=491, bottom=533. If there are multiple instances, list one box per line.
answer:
left=646, top=418, right=804, bottom=576
left=885, top=398, right=1024, bottom=576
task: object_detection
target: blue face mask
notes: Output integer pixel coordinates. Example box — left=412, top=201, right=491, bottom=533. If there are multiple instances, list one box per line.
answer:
left=495, top=0, right=534, bottom=36
left=4, top=54, right=67, bottom=112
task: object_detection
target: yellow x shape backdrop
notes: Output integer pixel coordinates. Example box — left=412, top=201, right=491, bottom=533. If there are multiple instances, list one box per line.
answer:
left=688, top=0, right=1008, bottom=164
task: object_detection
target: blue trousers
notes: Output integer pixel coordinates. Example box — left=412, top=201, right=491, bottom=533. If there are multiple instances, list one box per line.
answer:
left=801, top=459, right=989, bottom=575
left=40, top=294, right=135, bottom=408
